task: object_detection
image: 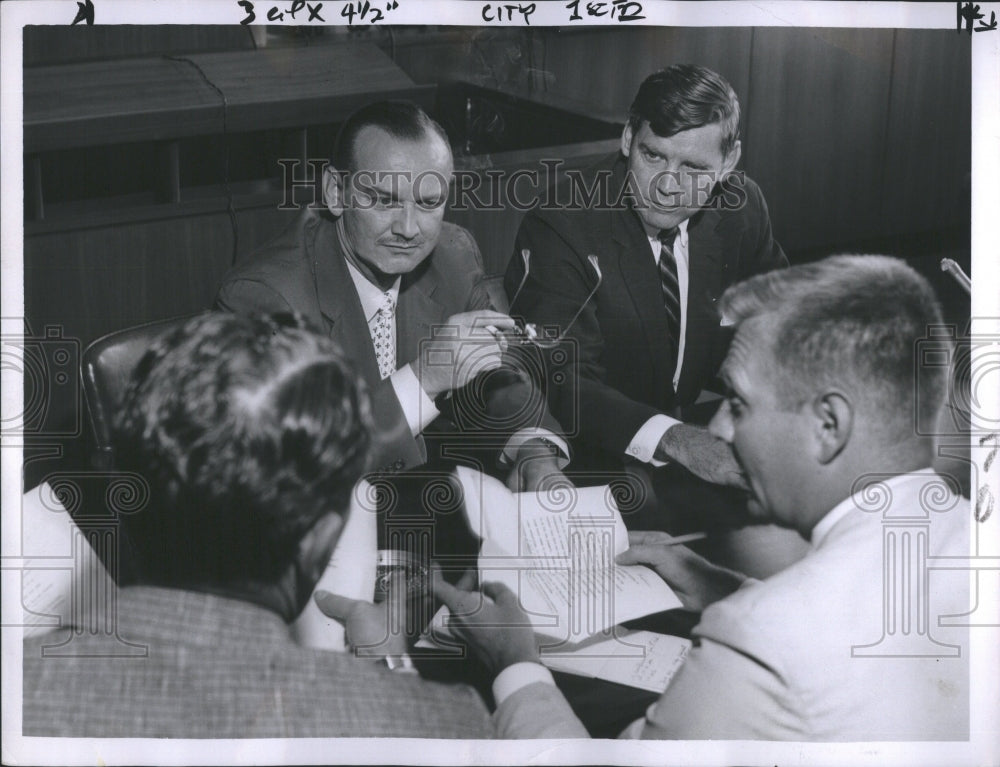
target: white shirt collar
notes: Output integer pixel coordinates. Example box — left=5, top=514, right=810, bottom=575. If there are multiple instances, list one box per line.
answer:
left=646, top=217, right=689, bottom=250
left=344, top=258, right=400, bottom=323
left=809, top=469, right=936, bottom=548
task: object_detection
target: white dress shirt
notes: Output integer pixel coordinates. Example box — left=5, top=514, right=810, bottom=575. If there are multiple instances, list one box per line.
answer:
left=624, top=220, right=689, bottom=465
left=344, top=249, right=568, bottom=465
left=344, top=258, right=440, bottom=438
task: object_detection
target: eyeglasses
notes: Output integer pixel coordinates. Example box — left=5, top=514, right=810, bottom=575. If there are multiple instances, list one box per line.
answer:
left=506, top=249, right=603, bottom=349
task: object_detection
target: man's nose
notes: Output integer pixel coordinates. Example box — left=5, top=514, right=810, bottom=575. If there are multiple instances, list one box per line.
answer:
left=655, top=169, right=684, bottom=197
left=392, top=202, right=419, bottom=239
left=708, top=400, right=734, bottom=443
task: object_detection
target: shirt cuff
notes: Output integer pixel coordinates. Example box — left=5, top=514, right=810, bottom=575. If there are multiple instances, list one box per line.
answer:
left=499, top=428, right=570, bottom=468
left=625, top=414, right=682, bottom=466
left=390, top=364, right=439, bottom=437
left=492, top=662, right=556, bottom=706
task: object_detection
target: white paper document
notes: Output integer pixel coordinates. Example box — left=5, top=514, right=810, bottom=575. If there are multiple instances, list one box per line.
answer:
left=291, top=478, right=379, bottom=651
left=17, top=482, right=110, bottom=639
left=541, top=629, right=691, bottom=693
left=430, top=468, right=682, bottom=645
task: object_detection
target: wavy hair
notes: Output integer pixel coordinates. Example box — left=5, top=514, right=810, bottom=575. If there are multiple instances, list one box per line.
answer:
left=114, top=312, right=372, bottom=586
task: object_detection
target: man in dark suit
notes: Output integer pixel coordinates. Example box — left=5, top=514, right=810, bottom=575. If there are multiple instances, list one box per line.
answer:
left=506, top=65, right=787, bottom=528
left=22, top=313, right=493, bottom=738
left=218, top=100, right=567, bottom=488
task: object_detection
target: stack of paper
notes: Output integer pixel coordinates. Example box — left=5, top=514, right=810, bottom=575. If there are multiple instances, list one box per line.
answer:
left=423, top=468, right=690, bottom=691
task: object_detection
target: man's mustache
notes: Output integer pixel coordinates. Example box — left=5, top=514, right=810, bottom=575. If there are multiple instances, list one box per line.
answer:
left=378, top=238, right=426, bottom=248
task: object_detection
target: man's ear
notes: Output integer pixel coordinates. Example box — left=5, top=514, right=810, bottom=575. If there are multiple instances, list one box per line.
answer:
left=722, top=139, right=742, bottom=176
left=620, top=122, right=634, bottom=158
left=810, top=390, right=853, bottom=464
left=323, top=165, right=347, bottom=218
left=296, top=511, right=345, bottom=586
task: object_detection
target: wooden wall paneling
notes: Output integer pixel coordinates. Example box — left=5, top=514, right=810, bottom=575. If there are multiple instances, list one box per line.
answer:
left=23, top=204, right=297, bottom=353
left=445, top=139, right=621, bottom=275
left=881, top=30, right=971, bottom=237
left=538, top=28, right=753, bottom=130
left=744, top=28, right=894, bottom=256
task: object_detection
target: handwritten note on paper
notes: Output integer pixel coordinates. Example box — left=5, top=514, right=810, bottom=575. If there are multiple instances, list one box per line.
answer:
left=541, top=630, right=691, bottom=693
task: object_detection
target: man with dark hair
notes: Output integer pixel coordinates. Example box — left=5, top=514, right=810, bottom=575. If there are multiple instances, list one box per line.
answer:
left=218, top=100, right=567, bottom=487
left=439, top=255, right=970, bottom=740
left=22, top=312, right=494, bottom=738
left=506, top=64, right=787, bottom=528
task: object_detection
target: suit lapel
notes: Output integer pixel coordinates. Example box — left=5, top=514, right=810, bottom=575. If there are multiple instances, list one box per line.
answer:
left=310, top=221, right=382, bottom=386
left=678, top=208, right=727, bottom=402
left=611, top=205, right=675, bottom=398
left=396, top=263, right=447, bottom=365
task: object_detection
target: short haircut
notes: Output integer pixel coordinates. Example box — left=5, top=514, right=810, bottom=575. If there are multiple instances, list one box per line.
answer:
left=331, top=99, right=451, bottom=172
left=628, top=64, right=741, bottom=157
left=113, top=312, right=372, bottom=587
left=718, top=255, right=947, bottom=439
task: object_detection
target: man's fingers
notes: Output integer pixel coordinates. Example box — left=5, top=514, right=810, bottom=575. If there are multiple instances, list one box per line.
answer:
left=470, top=310, right=515, bottom=327
left=455, top=568, right=478, bottom=591
left=616, top=544, right=673, bottom=568
left=313, top=590, right=359, bottom=624
left=432, top=571, right=478, bottom=613
left=481, top=581, right=516, bottom=605
left=627, top=530, right=674, bottom=546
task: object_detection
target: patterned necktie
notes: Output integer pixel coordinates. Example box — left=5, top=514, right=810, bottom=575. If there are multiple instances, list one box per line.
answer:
left=373, top=292, right=396, bottom=380
left=658, top=227, right=681, bottom=349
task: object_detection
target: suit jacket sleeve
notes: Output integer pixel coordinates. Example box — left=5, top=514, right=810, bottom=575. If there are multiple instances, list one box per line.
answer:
left=509, top=213, right=660, bottom=455
left=631, top=585, right=802, bottom=741
left=736, top=177, right=788, bottom=280
left=442, top=232, right=566, bottom=460
left=493, top=682, right=591, bottom=739
left=216, top=277, right=425, bottom=474
left=635, top=633, right=797, bottom=740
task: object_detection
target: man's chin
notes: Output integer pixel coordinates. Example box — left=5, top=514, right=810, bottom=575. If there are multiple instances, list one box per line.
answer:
left=375, top=248, right=431, bottom=274
left=638, top=207, right=694, bottom=231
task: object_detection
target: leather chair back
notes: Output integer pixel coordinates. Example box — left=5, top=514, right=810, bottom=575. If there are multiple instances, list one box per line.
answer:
left=81, top=315, right=192, bottom=467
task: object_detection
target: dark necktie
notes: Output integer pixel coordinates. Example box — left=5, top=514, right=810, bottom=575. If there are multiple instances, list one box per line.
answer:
left=658, top=227, right=681, bottom=349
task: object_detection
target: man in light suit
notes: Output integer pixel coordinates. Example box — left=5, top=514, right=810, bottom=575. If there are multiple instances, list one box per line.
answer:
left=439, top=255, right=970, bottom=740
left=218, top=101, right=567, bottom=488
left=506, top=65, right=787, bottom=528
left=23, top=312, right=494, bottom=738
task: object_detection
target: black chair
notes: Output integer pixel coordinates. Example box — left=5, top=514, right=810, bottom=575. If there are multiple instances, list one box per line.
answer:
left=81, top=315, right=193, bottom=469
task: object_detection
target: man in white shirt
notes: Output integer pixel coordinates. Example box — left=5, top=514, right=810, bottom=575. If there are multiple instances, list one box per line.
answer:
left=439, top=255, right=971, bottom=740
left=218, top=100, right=568, bottom=487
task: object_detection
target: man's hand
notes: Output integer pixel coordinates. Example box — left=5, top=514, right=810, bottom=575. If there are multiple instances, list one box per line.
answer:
left=314, top=571, right=409, bottom=658
left=506, top=438, right=568, bottom=493
left=433, top=573, right=539, bottom=675
left=413, top=310, right=516, bottom=399
left=615, top=530, right=747, bottom=612
left=655, top=423, right=749, bottom=489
